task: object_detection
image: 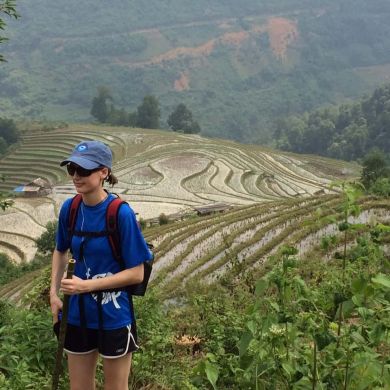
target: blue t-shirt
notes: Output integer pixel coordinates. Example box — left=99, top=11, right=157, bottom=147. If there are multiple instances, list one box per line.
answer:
left=56, top=193, right=153, bottom=330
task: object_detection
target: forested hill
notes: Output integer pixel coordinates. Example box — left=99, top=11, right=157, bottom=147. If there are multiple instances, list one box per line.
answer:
left=275, top=84, right=390, bottom=160
left=1, top=0, right=390, bottom=143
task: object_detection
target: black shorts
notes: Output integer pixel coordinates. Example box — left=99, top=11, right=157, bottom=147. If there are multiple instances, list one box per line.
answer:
left=53, top=322, right=138, bottom=358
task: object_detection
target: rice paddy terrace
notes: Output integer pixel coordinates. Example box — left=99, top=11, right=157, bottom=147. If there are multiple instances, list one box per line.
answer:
left=0, top=124, right=362, bottom=267
left=1, top=195, right=389, bottom=305
left=144, top=195, right=390, bottom=298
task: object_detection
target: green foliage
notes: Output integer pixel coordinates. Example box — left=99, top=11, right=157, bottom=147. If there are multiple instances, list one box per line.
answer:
left=130, top=290, right=193, bottom=388
left=168, top=103, right=201, bottom=134
left=90, top=86, right=112, bottom=123
left=0, top=299, right=11, bottom=326
left=136, top=95, right=160, bottom=129
left=2, top=268, right=192, bottom=389
left=320, top=234, right=337, bottom=251
left=0, top=307, right=57, bottom=389
left=191, top=228, right=390, bottom=388
left=0, top=175, right=13, bottom=210
left=0, top=254, right=49, bottom=287
left=91, top=91, right=162, bottom=129
left=0, top=117, right=18, bottom=146
left=370, top=178, right=390, bottom=197
left=276, top=84, right=390, bottom=160
left=158, top=213, right=169, bottom=225
left=0, top=0, right=18, bottom=62
left=0, top=136, right=7, bottom=154
left=138, top=217, right=146, bottom=230
left=36, top=220, right=58, bottom=254
left=361, top=149, right=390, bottom=189
left=106, top=105, right=134, bottom=127
left=0, top=253, right=17, bottom=285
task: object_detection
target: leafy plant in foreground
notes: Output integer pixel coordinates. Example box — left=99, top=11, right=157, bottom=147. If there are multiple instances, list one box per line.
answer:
left=192, top=219, right=390, bottom=388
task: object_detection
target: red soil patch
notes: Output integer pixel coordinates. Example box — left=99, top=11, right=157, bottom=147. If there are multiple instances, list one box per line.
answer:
left=149, top=29, right=261, bottom=65
left=267, top=17, right=298, bottom=60
left=116, top=18, right=296, bottom=69
left=151, top=40, right=215, bottom=65
left=174, top=71, right=190, bottom=91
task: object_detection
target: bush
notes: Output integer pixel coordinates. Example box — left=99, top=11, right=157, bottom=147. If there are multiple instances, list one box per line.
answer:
left=36, top=221, right=58, bottom=254
left=370, top=178, right=390, bottom=196
left=0, top=300, right=11, bottom=327
left=0, top=307, right=57, bottom=389
left=138, top=217, right=146, bottom=230
left=158, top=213, right=169, bottom=225
left=0, top=253, right=19, bottom=286
left=0, top=118, right=18, bottom=145
left=0, top=252, right=50, bottom=288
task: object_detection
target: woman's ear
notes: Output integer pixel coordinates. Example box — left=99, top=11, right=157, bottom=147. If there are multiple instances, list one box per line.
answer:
left=101, top=167, right=109, bottom=179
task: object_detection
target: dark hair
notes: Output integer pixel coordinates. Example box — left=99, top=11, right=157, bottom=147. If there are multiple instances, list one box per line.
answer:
left=104, top=170, right=118, bottom=187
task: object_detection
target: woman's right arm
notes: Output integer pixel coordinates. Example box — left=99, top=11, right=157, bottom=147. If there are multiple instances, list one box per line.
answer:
left=50, top=249, right=68, bottom=323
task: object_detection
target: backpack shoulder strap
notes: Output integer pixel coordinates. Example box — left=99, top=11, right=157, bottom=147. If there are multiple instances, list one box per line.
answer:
left=106, top=196, right=126, bottom=269
left=68, top=193, right=83, bottom=233
left=105, top=196, right=138, bottom=339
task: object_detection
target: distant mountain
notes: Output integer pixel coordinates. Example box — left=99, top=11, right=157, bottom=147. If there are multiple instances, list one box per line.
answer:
left=1, top=0, right=390, bottom=143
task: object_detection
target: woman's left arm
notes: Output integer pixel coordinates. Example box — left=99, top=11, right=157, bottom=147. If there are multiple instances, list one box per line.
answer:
left=60, top=263, right=144, bottom=295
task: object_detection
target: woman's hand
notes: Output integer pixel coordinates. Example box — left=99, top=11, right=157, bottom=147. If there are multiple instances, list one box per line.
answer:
left=60, top=275, right=90, bottom=295
left=50, top=294, right=63, bottom=324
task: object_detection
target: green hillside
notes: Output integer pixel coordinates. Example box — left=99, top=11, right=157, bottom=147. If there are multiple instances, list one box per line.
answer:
left=275, top=83, right=390, bottom=160
left=1, top=0, right=390, bottom=143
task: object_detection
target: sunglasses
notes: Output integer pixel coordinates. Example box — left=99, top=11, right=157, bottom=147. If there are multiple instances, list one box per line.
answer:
left=66, top=163, right=103, bottom=177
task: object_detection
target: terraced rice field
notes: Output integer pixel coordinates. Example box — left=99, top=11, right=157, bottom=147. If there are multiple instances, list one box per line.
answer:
left=1, top=195, right=388, bottom=306
left=144, top=196, right=390, bottom=298
left=0, top=125, right=360, bottom=263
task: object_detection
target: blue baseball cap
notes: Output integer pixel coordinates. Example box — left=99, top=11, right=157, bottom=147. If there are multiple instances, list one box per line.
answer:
left=60, top=140, right=113, bottom=170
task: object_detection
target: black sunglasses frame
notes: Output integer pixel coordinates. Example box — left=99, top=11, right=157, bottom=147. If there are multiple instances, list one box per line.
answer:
left=66, top=163, right=103, bottom=177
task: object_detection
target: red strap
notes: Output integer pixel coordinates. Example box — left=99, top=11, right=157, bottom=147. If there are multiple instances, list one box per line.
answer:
left=69, top=194, right=83, bottom=232
left=106, top=197, right=125, bottom=264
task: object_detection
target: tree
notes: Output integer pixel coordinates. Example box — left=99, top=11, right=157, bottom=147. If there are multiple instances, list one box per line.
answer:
left=0, top=136, right=7, bottom=155
left=0, top=0, right=18, bottom=62
left=90, top=87, right=112, bottom=123
left=128, top=111, right=137, bottom=127
left=136, top=95, right=160, bottom=129
left=167, top=103, right=201, bottom=134
left=0, top=117, right=17, bottom=145
left=361, top=149, right=389, bottom=189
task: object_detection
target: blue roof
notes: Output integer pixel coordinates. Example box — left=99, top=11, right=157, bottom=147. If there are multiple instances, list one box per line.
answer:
left=13, top=186, right=25, bottom=192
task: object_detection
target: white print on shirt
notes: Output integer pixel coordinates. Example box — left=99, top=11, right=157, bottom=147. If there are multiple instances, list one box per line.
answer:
left=91, top=272, right=121, bottom=309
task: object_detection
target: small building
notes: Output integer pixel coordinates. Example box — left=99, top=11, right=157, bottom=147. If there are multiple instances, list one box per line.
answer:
left=193, top=203, right=232, bottom=216
left=13, top=177, right=52, bottom=197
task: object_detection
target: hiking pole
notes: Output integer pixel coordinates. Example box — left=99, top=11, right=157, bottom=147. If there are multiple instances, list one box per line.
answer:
left=51, top=258, right=76, bottom=390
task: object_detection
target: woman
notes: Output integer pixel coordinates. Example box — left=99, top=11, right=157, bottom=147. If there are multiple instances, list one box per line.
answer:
left=50, top=140, right=152, bottom=390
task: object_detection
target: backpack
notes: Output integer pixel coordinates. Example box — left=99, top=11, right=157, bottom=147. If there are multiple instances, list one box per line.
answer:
left=68, top=193, right=154, bottom=294
left=67, top=193, right=154, bottom=340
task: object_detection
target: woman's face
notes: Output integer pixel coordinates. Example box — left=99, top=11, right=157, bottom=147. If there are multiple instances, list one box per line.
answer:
left=69, top=165, right=109, bottom=194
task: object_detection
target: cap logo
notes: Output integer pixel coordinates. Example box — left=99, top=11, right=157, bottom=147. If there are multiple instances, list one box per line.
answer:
left=77, top=144, right=88, bottom=152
